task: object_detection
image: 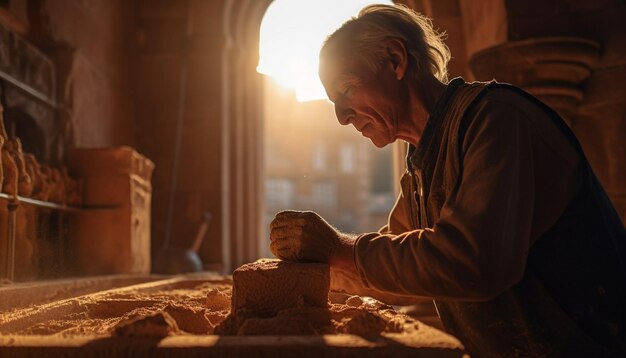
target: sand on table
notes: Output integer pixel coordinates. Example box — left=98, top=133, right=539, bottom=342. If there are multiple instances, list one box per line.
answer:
left=0, top=260, right=463, bottom=354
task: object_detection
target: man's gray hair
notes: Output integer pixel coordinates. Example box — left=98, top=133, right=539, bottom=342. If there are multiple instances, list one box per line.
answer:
left=320, top=4, right=451, bottom=83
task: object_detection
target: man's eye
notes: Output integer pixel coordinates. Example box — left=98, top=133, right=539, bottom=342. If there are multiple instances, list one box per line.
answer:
left=342, top=86, right=351, bottom=96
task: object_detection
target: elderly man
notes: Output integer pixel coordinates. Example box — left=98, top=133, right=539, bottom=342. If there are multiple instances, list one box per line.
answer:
left=269, top=4, right=626, bottom=357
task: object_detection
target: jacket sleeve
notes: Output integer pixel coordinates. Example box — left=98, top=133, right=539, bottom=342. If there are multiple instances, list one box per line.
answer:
left=353, top=96, right=576, bottom=301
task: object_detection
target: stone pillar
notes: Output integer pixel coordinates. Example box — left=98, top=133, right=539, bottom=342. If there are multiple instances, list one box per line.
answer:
left=221, top=0, right=272, bottom=271
left=67, top=147, right=154, bottom=275
left=469, top=37, right=601, bottom=124
left=575, top=66, right=626, bottom=223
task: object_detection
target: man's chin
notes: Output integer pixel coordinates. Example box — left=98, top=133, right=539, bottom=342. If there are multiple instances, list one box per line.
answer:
left=368, top=132, right=396, bottom=148
left=370, top=137, right=391, bottom=148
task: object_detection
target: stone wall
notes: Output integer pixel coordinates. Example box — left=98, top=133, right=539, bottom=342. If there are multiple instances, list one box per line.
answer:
left=0, top=0, right=142, bottom=279
left=31, top=0, right=137, bottom=149
left=135, top=0, right=227, bottom=268
left=7, top=0, right=264, bottom=273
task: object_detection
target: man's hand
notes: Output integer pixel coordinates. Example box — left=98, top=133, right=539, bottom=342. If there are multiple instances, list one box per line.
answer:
left=269, top=210, right=426, bottom=305
left=269, top=210, right=342, bottom=263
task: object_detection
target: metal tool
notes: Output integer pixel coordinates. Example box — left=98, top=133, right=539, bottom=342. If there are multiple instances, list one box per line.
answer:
left=153, top=211, right=211, bottom=274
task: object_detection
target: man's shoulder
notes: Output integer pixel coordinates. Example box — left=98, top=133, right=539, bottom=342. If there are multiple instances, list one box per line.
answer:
left=481, top=82, right=531, bottom=107
left=465, top=81, right=549, bottom=120
left=461, top=81, right=580, bottom=166
left=450, top=80, right=536, bottom=119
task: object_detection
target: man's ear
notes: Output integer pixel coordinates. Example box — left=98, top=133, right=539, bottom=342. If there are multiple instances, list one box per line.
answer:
left=386, top=39, right=408, bottom=80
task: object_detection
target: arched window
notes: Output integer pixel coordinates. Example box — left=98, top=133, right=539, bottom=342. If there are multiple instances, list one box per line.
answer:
left=258, top=0, right=392, bottom=101
left=259, top=0, right=395, bottom=259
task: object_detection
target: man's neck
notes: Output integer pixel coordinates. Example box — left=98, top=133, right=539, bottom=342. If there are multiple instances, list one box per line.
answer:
left=399, top=75, right=447, bottom=146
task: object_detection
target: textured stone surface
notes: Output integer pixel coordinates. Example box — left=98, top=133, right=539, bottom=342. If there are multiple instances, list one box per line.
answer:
left=67, top=147, right=154, bottom=275
left=232, top=259, right=330, bottom=316
left=135, top=1, right=229, bottom=268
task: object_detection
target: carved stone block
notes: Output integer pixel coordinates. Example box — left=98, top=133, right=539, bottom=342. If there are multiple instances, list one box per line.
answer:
left=67, top=146, right=154, bottom=274
left=232, top=259, right=329, bottom=317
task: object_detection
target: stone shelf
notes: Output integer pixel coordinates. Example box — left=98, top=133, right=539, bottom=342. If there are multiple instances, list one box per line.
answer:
left=0, top=193, right=117, bottom=212
left=0, top=193, right=119, bottom=281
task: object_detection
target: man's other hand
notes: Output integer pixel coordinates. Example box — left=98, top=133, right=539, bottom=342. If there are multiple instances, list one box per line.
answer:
left=269, top=210, right=340, bottom=263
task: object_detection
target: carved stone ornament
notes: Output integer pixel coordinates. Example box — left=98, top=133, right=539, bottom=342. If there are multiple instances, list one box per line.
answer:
left=469, top=37, right=601, bottom=123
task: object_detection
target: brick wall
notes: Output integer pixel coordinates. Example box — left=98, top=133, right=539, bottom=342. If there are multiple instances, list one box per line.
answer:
left=37, top=0, right=137, bottom=148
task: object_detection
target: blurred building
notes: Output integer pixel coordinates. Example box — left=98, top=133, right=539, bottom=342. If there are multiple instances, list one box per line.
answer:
left=262, top=77, right=395, bottom=257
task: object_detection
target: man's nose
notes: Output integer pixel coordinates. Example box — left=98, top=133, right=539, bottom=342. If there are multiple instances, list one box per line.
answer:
left=335, top=104, right=355, bottom=126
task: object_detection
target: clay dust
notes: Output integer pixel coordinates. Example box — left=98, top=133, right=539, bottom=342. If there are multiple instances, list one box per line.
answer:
left=0, top=279, right=232, bottom=337
left=0, top=278, right=435, bottom=342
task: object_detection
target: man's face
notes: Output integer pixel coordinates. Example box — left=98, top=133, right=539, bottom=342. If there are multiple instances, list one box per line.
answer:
left=319, top=56, right=409, bottom=148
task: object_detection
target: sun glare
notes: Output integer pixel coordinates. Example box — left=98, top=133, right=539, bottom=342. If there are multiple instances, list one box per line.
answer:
left=258, top=0, right=392, bottom=102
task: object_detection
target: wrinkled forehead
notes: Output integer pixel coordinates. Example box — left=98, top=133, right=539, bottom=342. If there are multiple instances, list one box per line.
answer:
left=319, top=57, right=348, bottom=86
left=319, top=44, right=363, bottom=87
left=319, top=56, right=362, bottom=102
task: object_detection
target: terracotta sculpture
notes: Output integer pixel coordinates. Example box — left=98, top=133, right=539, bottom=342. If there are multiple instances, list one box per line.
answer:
left=4, top=138, right=33, bottom=197
left=23, top=154, right=43, bottom=200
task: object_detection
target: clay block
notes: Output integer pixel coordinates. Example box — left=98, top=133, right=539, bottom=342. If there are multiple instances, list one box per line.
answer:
left=232, top=259, right=329, bottom=316
left=67, top=147, right=154, bottom=275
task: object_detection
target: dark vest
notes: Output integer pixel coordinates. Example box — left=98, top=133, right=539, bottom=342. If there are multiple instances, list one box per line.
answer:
left=405, top=78, right=626, bottom=357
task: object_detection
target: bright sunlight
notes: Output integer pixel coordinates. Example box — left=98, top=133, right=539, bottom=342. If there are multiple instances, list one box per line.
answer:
left=258, top=0, right=392, bottom=102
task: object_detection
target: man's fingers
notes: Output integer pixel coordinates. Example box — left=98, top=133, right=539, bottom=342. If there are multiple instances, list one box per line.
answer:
left=270, top=237, right=300, bottom=261
left=269, top=220, right=289, bottom=231
left=274, top=210, right=304, bottom=220
left=269, top=217, right=307, bottom=231
left=277, top=246, right=296, bottom=259
left=268, top=210, right=335, bottom=263
left=269, top=226, right=303, bottom=242
left=269, top=240, right=279, bottom=257
left=269, top=210, right=323, bottom=231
